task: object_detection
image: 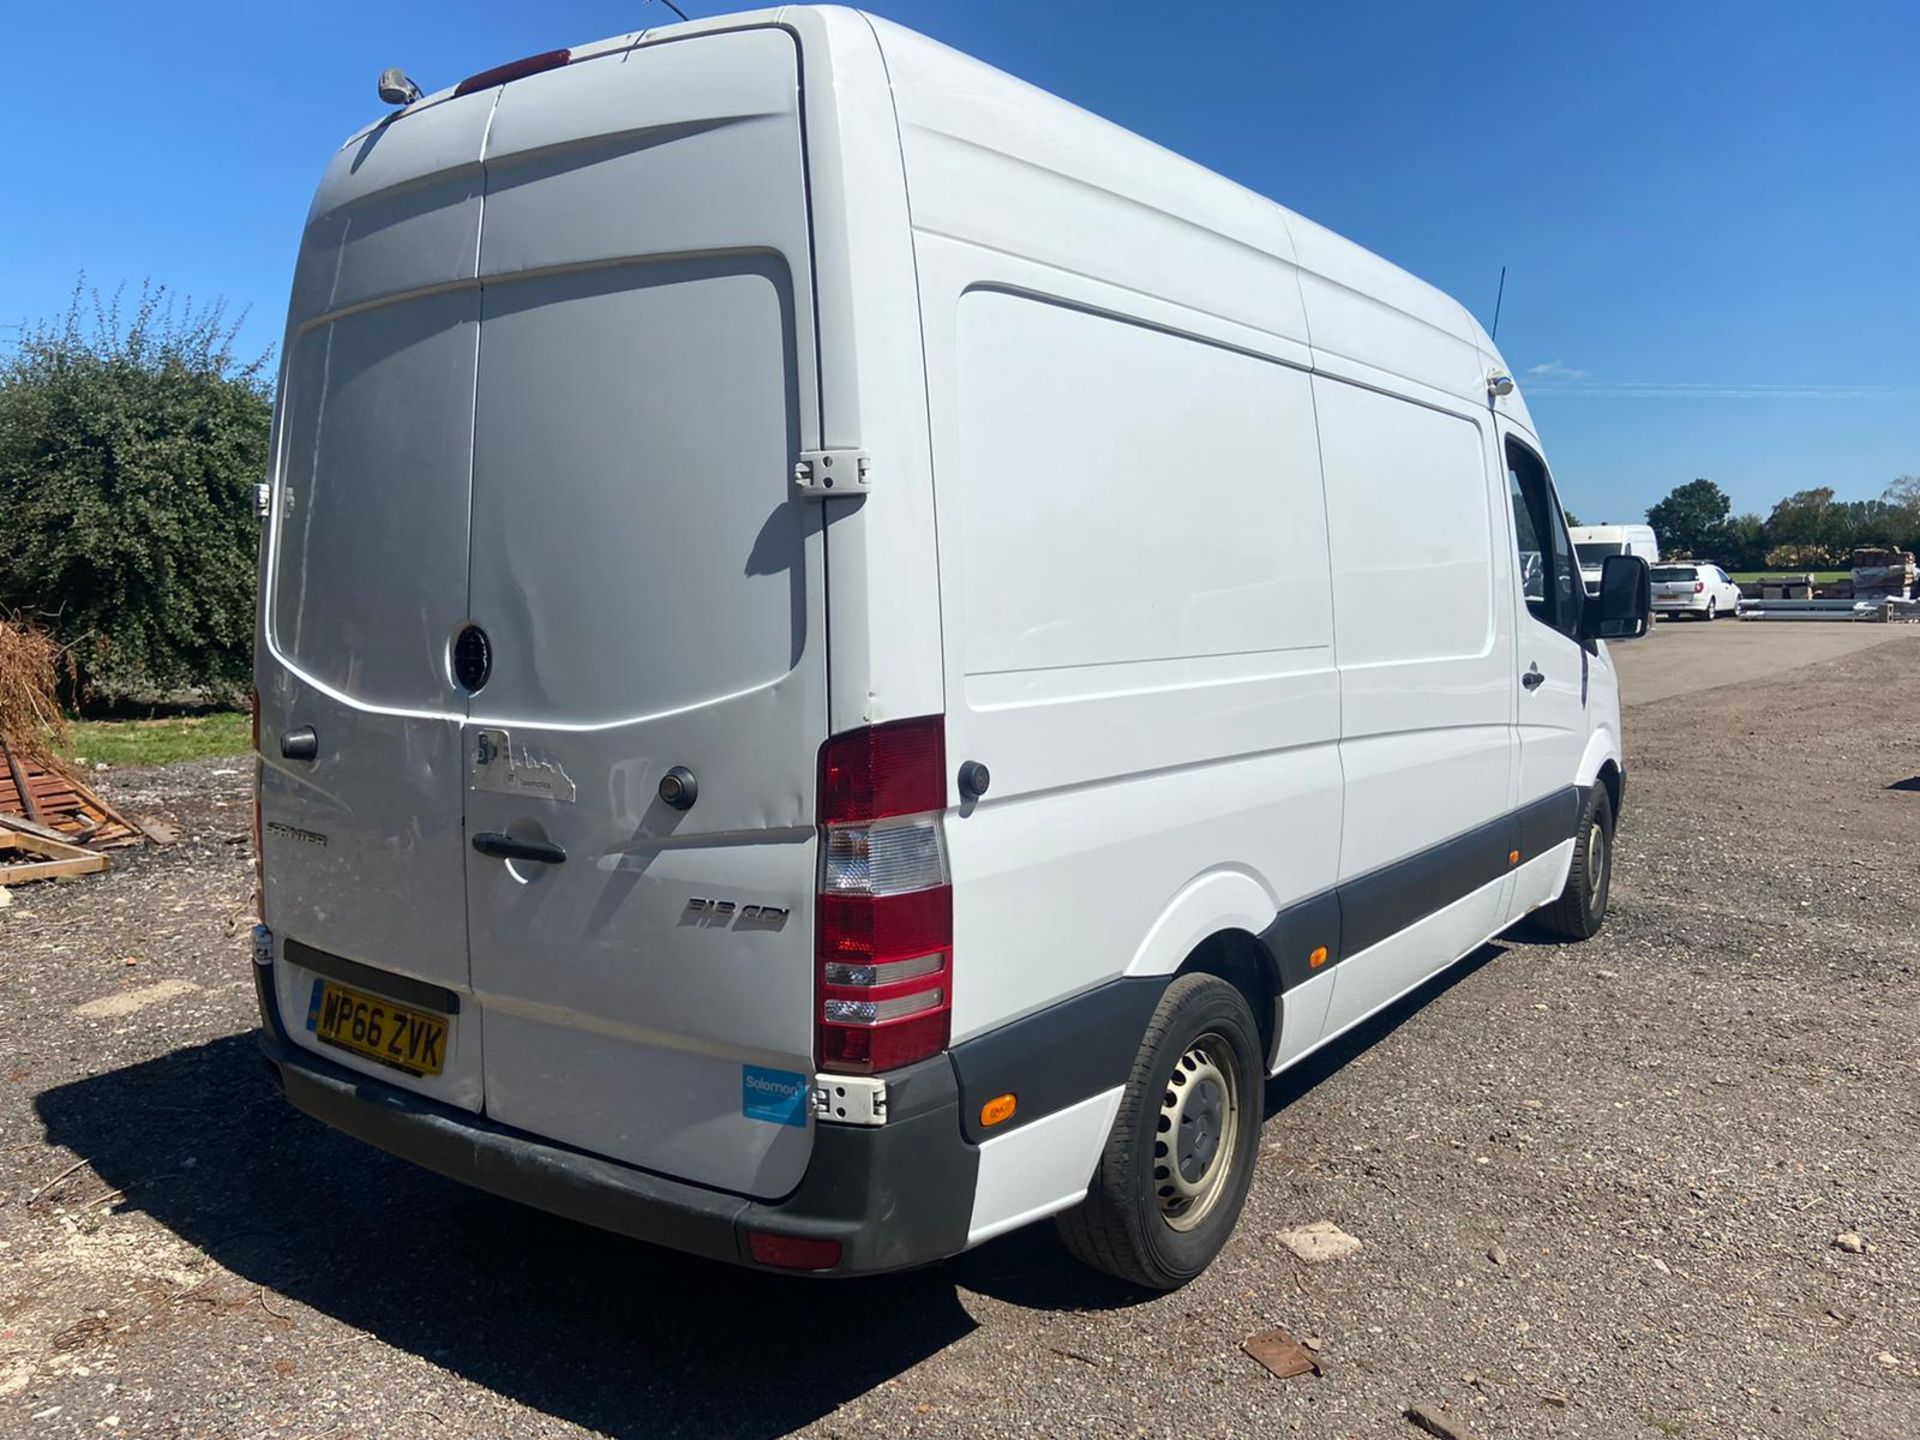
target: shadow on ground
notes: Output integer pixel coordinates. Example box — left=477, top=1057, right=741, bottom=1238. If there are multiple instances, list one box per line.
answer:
left=37, top=1035, right=974, bottom=1438
left=34, top=940, right=1510, bottom=1438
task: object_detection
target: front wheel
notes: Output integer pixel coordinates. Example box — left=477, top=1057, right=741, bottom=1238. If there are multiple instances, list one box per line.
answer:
left=1055, top=973, right=1263, bottom=1290
left=1534, top=784, right=1614, bottom=940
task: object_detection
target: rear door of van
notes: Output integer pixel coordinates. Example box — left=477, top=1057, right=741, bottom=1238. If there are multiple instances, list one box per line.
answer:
left=259, top=87, right=494, bottom=1113
left=460, top=30, right=827, bottom=1201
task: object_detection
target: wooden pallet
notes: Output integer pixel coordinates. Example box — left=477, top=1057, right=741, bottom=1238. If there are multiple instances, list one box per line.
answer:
left=0, top=736, right=146, bottom=848
left=0, top=823, right=109, bottom=884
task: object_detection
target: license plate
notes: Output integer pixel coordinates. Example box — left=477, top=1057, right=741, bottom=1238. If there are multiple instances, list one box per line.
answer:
left=310, top=980, right=448, bottom=1077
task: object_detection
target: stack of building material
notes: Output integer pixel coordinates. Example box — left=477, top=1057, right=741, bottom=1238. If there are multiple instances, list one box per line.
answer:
left=1850, top=548, right=1917, bottom=604
left=0, top=616, right=150, bottom=885
left=0, top=736, right=147, bottom=849
left=1, top=813, right=110, bottom=885
left=1759, top=574, right=1816, bottom=600
left=1738, top=598, right=1876, bottom=622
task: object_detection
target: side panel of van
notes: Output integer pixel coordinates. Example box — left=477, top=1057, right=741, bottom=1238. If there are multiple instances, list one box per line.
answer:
left=458, top=31, right=827, bottom=1200
left=876, top=32, right=1344, bottom=1135
left=1312, top=379, right=1518, bottom=1031
left=912, top=238, right=1343, bottom=1044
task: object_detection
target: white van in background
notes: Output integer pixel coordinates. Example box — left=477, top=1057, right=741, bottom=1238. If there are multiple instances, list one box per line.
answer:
left=1570, top=523, right=1661, bottom=596
left=250, top=6, right=1651, bottom=1290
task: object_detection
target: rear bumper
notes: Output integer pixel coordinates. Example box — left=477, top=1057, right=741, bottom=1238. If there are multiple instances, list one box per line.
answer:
left=252, top=957, right=978, bottom=1276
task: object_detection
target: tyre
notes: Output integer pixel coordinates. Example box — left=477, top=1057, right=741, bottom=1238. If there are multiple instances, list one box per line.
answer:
left=1534, top=783, right=1614, bottom=940
left=1704, top=598, right=1718, bottom=621
left=1056, top=973, right=1263, bottom=1290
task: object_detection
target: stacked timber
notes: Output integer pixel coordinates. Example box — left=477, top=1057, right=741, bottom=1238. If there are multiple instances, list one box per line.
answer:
left=1759, top=574, right=1816, bottom=600
left=0, top=616, right=152, bottom=886
left=0, top=736, right=146, bottom=849
left=1851, top=548, right=1916, bottom=604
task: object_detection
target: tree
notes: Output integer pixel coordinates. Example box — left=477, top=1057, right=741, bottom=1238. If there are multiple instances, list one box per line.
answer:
left=1721, top=512, right=1767, bottom=571
left=0, top=281, right=270, bottom=703
left=1563, top=509, right=1584, bottom=529
left=1764, top=488, right=1847, bottom=565
left=1882, top=476, right=1920, bottom=553
left=1646, top=478, right=1733, bottom=559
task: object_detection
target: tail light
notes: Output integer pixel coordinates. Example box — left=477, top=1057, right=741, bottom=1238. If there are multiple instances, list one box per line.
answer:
left=815, top=717, right=951, bottom=1074
left=1694, top=580, right=1705, bottom=593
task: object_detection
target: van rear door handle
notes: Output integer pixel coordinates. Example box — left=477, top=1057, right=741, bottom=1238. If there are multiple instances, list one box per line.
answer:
left=471, top=832, right=567, bottom=865
left=1521, top=664, right=1546, bottom=691
left=280, top=726, right=319, bottom=761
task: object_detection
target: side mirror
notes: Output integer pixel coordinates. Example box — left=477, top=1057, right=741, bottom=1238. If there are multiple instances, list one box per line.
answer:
left=1583, top=554, right=1651, bottom=641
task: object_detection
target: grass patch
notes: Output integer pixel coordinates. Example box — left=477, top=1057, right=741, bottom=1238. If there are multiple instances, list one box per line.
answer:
left=59, top=711, right=251, bottom=768
left=1728, top=570, right=1848, bottom=584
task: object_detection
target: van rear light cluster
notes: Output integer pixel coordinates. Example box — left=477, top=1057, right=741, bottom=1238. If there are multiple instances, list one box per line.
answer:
left=816, top=717, right=951, bottom=1074
left=1694, top=580, right=1705, bottom=593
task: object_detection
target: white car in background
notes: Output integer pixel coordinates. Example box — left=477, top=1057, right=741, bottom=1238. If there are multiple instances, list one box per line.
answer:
left=1650, top=562, right=1743, bottom=620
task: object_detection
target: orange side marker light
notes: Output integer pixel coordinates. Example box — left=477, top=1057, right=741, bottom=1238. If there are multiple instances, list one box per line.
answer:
left=1308, top=946, right=1329, bottom=969
left=980, top=1093, right=1017, bottom=1127
left=1508, top=849, right=1521, bottom=866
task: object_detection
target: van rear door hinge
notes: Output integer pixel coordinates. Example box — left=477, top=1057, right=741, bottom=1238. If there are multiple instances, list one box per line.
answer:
left=812, top=1074, right=887, bottom=1126
left=793, top=448, right=871, bottom=499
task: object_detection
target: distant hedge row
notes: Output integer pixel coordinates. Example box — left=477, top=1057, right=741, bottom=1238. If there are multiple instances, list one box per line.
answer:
left=0, top=283, right=269, bottom=706
left=1646, top=475, right=1920, bottom=571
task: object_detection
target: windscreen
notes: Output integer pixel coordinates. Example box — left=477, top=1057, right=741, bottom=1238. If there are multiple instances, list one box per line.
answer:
left=1575, top=542, right=1625, bottom=566
left=1650, top=566, right=1697, bottom=583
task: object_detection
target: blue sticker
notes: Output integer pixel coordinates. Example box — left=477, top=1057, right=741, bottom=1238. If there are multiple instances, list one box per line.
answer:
left=742, top=1066, right=809, bottom=1127
left=306, top=978, right=324, bottom=1032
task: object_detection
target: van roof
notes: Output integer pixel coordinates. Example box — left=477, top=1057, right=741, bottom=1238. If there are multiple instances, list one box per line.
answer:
left=344, top=5, right=1530, bottom=422
left=1568, top=524, right=1656, bottom=539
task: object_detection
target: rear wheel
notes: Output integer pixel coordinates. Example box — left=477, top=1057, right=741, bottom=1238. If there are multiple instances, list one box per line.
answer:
left=1704, top=598, right=1718, bottom=621
left=1535, top=784, right=1614, bottom=940
left=1056, top=973, right=1263, bottom=1290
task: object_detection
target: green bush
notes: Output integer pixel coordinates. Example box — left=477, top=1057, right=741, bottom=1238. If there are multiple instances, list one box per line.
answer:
left=0, top=281, right=270, bottom=705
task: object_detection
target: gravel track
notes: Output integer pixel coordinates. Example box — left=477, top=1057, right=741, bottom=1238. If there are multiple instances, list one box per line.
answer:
left=2, top=628, right=1916, bottom=1439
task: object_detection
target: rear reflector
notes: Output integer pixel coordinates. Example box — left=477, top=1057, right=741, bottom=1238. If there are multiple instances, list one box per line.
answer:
left=745, top=1231, right=843, bottom=1271
left=816, top=718, right=953, bottom=1075
left=454, top=48, right=571, bottom=97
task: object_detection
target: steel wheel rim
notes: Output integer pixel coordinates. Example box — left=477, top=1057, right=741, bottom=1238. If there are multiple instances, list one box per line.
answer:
left=1586, top=818, right=1609, bottom=898
left=1154, top=1033, right=1240, bottom=1232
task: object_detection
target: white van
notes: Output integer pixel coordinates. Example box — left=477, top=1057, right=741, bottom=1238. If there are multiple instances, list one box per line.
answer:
left=251, top=7, right=1651, bottom=1289
left=1569, top=524, right=1660, bottom=597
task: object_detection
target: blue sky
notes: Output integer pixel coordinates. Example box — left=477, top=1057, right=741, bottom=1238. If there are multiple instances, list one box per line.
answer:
left=3, top=1, right=1913, bottom=525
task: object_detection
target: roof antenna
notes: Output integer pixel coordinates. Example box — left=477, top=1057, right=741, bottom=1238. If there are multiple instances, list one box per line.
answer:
left=651, top=0, right=691, bottom=20
left=1490, top=264, right=1508, bottom=342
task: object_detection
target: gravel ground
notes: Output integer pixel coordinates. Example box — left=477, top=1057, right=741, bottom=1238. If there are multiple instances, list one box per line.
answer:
left=2, top=628, right=1916, bottom=1440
